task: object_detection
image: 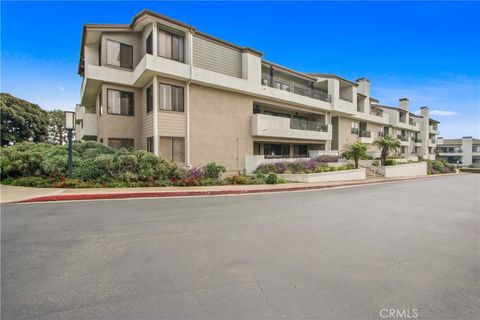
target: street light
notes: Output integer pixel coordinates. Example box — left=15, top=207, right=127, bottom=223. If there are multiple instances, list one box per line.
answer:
left=64, top=111, right=76, bottom=179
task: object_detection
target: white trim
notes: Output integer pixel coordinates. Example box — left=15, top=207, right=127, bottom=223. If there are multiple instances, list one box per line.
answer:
left=152, top=75, right=159, bottom=155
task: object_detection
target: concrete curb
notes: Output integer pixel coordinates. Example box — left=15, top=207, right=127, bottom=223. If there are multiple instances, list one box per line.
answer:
left=10, top=174, right=459, bottom=204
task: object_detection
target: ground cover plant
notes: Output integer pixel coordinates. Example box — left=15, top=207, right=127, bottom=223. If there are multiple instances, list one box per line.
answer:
left=0, top=141, right=280, bottom=187
left=254, top=155, right=353, bottom=175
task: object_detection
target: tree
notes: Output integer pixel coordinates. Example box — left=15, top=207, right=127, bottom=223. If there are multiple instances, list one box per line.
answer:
left=373, top=135, right=401, bottom=166
left=0, top=93, right=49, bottom=146
left=342, top=142, right=368, bottom=168
left=48, top=109, right=66, bottom=145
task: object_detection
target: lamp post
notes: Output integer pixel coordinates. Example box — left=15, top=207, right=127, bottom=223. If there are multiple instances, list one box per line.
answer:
left=64, top=111, right=76, bottom=179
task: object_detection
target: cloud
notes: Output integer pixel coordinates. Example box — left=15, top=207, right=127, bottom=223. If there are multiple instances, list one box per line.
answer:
left=413, top=109, right=458, bottom=116
left=58, top=86, right=66, bottom=92
left=429, top=110, right=458, bottom=116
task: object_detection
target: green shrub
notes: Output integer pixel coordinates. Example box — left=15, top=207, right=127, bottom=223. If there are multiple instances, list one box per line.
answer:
left=265, top=173, right=279, bottom=184
left=202, top=162, right=226, bottom=179
left=384, top=159, right=397, bottom=166
left=431, top=160, right=445, bottom=172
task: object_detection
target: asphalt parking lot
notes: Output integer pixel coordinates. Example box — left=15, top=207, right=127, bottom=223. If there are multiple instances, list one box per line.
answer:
left=2, top=174, right=479, bottom=319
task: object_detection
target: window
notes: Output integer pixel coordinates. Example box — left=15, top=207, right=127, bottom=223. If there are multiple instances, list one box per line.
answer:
left=264, top=144, right=290, bottom=158
left=253, top=143, right=261, bottom=155
left=147, top=136, right=153, bottom=153
left=159, top=84, right=184, bottom=112
left=159, top=137, right=185, bottom=163
left=146, top=85, right=153, bottom=113
left=98, top=91, right=103, bottom=116
left=158, top=29, right=184, bottom=62
left=106, top=40, right=133, bottom=69
left=146, top=32, right=153, bottom=55
left=378, top=127, right=384, bottom=137
left=108, top=138, right=134, bottom=150
left=107, top=89, right=134, bottom=116
left=351, top=121, right=359, bottom=134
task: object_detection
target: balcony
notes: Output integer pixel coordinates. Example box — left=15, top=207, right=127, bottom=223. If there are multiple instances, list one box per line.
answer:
left=261, top=74, right=330, bottom=102
left=428, top=139, right=436, bottom=147
left=75, top=106, right=97, bottom=139
left=252, top=113, right=331, bottom=141
left=429, top=125, right=439, bottom=134
left=359, top=130, right=373, bottom=144
left=397, top=135, right=409, bottom=142
left=370, top=109, right=384, bottom=117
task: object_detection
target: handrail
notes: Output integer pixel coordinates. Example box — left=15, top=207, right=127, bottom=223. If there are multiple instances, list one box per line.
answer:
left=360, top=130, right=371, bottom=138
left=290, top=118, right=328, bottom=132
left=261, top=74, right=331, bottom=102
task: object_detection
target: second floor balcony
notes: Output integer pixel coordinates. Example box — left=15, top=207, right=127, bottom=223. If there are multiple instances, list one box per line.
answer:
left=252, top=113, right=331, bottom=141
left=261, top=74, right=330, bottom=102
left=397, top=135, right=409, bottom=142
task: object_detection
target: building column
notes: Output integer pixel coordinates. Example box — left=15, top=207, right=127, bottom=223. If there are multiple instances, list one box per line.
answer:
left=152, top=75, right=159, bottom=156
left=152, top=22, right=158, bottom=56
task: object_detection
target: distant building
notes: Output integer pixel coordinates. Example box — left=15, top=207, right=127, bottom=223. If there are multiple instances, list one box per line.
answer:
left=436, top=137, right=480, bottom=166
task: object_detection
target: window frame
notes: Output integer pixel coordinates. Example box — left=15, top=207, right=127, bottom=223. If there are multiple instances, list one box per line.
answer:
left=146, top=31, right=153, bottom=55
left=159, top=136, right=185, bottom=163
left=159, top=83, right=185, bottom=113
left=108, top=138, right=135, bottom=150
left=351, top=121, right=359, bottom=134
left=105, top=39, right=134, bottom=70
left=158, top=28, right=185, bottom=63
left=106, top=88, right=135, bottom=117
left=146, top=85, right=153, bottom=114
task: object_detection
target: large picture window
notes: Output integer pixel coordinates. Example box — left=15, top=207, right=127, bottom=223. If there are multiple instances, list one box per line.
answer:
left=107, top=89, right=134, bottom=116
left=159, top=84, right=184, bottom=112
left=106, top=40, right=133, bottom=69
left=159, top=137, right=185, bottom=163
left=158, top=29, right=184, bottom=62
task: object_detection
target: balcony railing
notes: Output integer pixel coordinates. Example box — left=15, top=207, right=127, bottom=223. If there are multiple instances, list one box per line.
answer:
left=291, top=118, right=328, bottom=132
left=431, top=138, right=436, bottom=144
left=397, top=135, right=409, bottom=142
left=415, top=138, right=422, bottom=143
left=360, top=130, right=371, bottom=138
left=261, top=74, right=330, bottom=102
left=409, top=119, right=416, bottom=126
left=370, top=109, right=383, bottom=117
left=340, top=96, right=353, bottom=103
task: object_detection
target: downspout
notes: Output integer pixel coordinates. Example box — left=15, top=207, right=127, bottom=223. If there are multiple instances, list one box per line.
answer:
left=186, top=28, right=194, bottom=166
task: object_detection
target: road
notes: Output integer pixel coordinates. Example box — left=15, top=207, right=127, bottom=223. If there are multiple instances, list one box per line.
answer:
left=2, top=174, right=479, bottom=320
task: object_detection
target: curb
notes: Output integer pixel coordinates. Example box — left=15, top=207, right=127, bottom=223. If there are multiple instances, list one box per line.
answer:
left=11, top=174, right=458, bottom=204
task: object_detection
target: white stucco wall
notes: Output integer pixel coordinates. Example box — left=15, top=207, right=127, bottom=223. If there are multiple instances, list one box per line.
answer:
left=278, top=168, right=366, bottom=183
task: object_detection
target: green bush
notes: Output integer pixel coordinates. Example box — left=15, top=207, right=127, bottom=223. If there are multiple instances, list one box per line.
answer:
left=431, top=160, right=445, bottom=172
left=202, top=162, right=226, bottom=179
left=384, top=159, right=397, bottom=166
left=265, top=173, right=279, bottom=184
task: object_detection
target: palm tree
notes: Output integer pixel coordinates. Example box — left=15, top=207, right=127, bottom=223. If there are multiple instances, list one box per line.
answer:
left=373, top=135, right=401, bottom=166
left=341, top=142, right=368, bottom=168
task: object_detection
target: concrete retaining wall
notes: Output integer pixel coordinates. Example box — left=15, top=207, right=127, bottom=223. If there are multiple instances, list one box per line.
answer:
left=278, top=168, right=366, bottom=183
left=380, top=162, right=427, bottom=178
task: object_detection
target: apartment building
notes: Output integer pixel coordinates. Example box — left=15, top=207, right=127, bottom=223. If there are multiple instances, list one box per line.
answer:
left=436, top=137, right=480, bottom=166
left=77, top=9, right=440, bottom=173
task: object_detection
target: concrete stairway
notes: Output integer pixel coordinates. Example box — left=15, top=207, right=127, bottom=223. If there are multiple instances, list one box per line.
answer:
left=359, top=160, right=384, bottom=179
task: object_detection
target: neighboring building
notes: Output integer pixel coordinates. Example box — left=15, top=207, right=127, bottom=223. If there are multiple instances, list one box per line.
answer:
left=77, top=9, right=440, bottom=173
left=436, top=137, right=480, bottom=166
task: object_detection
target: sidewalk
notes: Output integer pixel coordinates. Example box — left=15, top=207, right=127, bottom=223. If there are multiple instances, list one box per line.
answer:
left=1, top=174, right=456, bottom=204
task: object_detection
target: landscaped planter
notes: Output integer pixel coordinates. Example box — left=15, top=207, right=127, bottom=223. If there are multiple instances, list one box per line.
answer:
left=377, top=162, right=427, bottom=178
left=278, top=168, right=366, bottom=183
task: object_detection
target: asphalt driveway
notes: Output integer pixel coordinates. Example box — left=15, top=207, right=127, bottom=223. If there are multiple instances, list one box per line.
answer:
left=2, top=174, right=479, bottom=319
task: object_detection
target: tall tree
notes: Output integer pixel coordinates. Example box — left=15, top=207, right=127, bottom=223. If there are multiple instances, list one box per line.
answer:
left=0, top=93, right=49, bottom=146
left=48, top=109, right=66, bottom=145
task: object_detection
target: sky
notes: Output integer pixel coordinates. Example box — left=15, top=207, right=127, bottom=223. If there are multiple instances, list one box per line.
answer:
left=1, top=1, right=479, bottom=138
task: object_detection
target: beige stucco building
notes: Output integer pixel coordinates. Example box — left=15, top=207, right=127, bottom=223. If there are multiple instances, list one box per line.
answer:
left=77, top=9, right=440, bottom=173
left=436, top=137, right=480, bottom=166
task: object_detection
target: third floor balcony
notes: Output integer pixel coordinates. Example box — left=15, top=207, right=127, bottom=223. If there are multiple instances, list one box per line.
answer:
left=261, top=74, right=330, bottom=102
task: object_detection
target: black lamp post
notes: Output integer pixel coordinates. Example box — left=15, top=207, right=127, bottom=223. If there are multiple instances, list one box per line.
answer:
left=64, top=111, right=76, bottom=179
